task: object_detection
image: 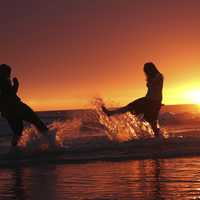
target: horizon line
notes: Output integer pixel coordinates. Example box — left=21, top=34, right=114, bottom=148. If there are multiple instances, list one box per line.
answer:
left=35, top=103, right=200, bottom=112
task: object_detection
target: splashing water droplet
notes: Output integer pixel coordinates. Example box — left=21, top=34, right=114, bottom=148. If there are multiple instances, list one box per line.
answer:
left=17, top=119, right=82, bottom=152
left=92, top=98, right=155, bottom=142
left=16, top=98, right=165, bottom=152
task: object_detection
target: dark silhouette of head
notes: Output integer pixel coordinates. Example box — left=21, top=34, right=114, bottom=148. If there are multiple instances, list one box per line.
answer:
left=0, top=64, right=11, bottom=79
left=143, top=62, right=159, bottom=80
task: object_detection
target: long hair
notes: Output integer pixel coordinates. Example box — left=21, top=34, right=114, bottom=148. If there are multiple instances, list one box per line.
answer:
left=143, top=62, right=160, bottom=80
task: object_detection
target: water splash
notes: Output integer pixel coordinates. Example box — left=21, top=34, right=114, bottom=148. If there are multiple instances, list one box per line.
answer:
left=92, top=98, right=155, bottom=142
left=18, top=119, right=82, bottom=151
left=17, top=98, right=165, bottom=152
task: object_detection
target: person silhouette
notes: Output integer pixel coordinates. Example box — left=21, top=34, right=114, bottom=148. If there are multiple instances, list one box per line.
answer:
left=102, top=62, right=164, bottom=137
left=0, top=64, right=48, bottom=146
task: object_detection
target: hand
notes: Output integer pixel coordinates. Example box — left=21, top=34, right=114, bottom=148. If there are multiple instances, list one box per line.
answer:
left=13, top=77, right=19, bottom=85
left=12, top=77, right=19, bottom=93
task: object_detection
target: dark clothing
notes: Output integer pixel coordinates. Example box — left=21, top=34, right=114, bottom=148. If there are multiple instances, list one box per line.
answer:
left=127, top=97, right=161, bottom=123
left=6, top=102, right=48, bottom=133
left=0, top=77, right=47, bottom=146
left=6, top=102, right=48, bottom=146
left=0, top=78, right=21, bottom=113
left=125, top=97, right=162, bottom=136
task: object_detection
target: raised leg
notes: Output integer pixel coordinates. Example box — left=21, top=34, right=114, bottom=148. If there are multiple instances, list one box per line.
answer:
left=102, top=98, right=146, bottom=117
left=102, top=105, right=130, bottom=116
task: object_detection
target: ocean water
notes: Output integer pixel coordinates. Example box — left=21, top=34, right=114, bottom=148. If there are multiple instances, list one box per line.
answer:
left=2, top=158, right=200, bottom=200
left=0, top=100, right=200, bottom=199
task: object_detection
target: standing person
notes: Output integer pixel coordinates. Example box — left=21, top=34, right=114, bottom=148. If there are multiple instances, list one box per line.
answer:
left=102, top=62, right=164, bottom=137
left=0, top=64, right=48, bottom=146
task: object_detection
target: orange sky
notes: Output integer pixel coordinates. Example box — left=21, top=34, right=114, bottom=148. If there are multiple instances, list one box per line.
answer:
left=1, top=0, right=200, bottom=110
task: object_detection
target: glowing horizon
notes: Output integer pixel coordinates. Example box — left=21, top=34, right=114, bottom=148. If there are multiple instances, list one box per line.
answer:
left=1, top=1, right=200, bottom=111
left=23, top=86, right=200, bottom=111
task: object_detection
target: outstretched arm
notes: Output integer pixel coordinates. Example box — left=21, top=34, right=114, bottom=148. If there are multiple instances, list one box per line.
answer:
left=12, top=77, right=19, bottom=93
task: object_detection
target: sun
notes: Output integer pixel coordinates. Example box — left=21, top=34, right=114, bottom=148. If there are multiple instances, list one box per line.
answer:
left=185, top=90, right=200, bottom=105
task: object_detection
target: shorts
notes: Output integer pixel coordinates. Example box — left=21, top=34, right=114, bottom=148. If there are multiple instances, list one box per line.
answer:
left=127, top=97, right=161, bottom=122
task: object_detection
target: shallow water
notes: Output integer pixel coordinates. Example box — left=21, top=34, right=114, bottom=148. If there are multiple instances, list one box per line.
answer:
left=1, top=108, right=200, bottom=200
left=1, top=157, right=200, bottom=200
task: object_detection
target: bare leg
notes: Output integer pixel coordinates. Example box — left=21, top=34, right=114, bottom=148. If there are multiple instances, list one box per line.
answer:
left=102, top=105, right=130, bottom=116
left=20, top=103, right=48, bottom=132
left=101, top=98, right=145, bottom=117
left=149, top=120, right=161, bottom=137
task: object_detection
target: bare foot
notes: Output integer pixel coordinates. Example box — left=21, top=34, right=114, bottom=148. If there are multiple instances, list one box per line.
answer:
left=101, top=106, right=111, bottom=116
